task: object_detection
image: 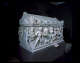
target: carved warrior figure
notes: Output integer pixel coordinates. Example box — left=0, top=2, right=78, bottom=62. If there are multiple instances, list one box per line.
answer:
left=18, top=12, right=64, bottom=53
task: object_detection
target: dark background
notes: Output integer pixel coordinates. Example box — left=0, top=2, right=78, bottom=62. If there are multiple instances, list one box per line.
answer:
left=1, top=0, right=73, bottom=62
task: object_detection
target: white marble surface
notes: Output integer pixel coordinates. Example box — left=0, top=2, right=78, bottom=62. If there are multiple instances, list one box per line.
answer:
left=18, top=12, right=64, bottom=53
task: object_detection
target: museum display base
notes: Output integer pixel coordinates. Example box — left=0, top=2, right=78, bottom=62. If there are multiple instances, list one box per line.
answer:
left=17, top=42, right=65, bottom=62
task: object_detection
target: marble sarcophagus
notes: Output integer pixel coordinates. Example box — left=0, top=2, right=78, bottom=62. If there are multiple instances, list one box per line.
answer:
left=18, top=12, right=64, bottom=53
